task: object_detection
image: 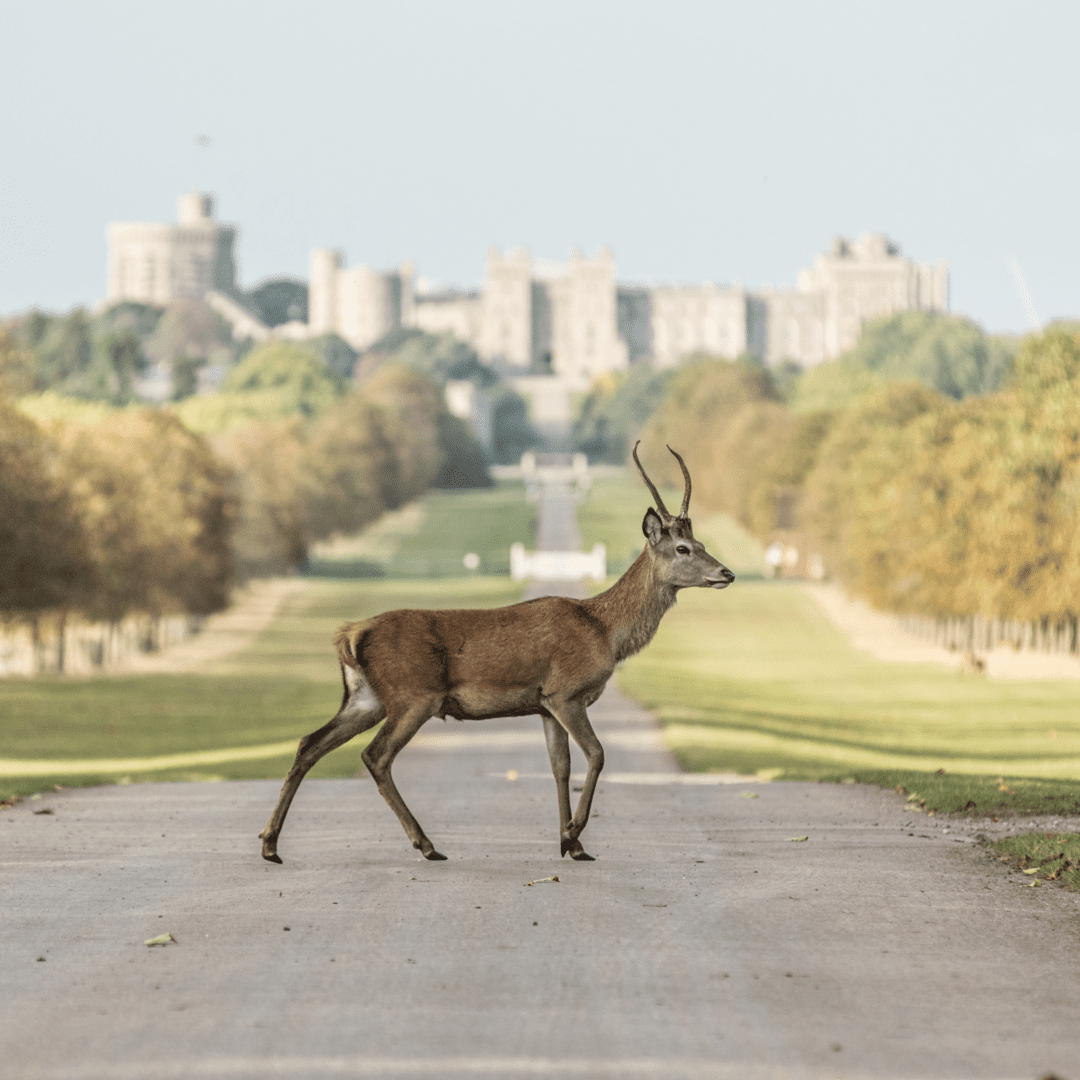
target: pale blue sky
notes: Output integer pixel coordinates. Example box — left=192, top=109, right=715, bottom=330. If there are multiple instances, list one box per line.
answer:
left=2, top=0, right=1077, bottom=332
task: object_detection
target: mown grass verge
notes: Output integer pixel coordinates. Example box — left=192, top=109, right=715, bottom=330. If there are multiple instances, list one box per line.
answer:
left=309, top=481, right=536, bottom=578
left=0, top=575, right=521, bottom=803
left=618, top=581, right=1080, bottom=811
left=989, top=832, right=1080, bottom=889
left=816, top=770, right=1080, bottom=820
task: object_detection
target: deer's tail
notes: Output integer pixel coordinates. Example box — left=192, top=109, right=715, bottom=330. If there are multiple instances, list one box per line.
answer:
left=334, top=619, right=375, bottom=672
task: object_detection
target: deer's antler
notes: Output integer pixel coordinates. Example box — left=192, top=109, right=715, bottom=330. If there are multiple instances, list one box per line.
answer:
left=667, top=445, right=692, bottom=519
left=632, top=442, right=692, bottom=521
left=632, top=441, right=671, bottom=519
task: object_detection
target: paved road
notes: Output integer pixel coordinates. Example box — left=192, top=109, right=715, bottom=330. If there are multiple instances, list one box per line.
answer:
left=5, top=702, right=1080, bottom=1080
left=534, top=479, right=582, bottom=554
left=4, top=487, right=1080, bottom=1079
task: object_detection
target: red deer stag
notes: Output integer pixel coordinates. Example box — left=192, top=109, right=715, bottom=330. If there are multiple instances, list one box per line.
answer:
left=259, top=444, right=733, bottom=864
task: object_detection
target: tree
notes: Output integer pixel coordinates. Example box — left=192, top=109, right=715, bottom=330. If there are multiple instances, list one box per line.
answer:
left=355, top=328, right=536, bottom=461
left=0, top=401, right=90, bottom=616
left=793, top=311, right=1017, bottom=413
left=242, top=278, right=308, bottom=327
left=30, top=308, right=94, bottom=393
left=572, top=363, right=674, bottom=463
left=52, top=410, right=236, bottom=620
left=216, top=419, right=316, bottom=576
left=221, top=340, right=339, bottom=417
left=0, top=325, right=36, bottom=396
left=144, top=299, right=232, bottom=368
left=639, top=356, right=782, bottom=521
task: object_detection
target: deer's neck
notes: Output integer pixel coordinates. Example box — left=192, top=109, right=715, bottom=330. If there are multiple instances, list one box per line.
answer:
left=585, top=549, right=677, bottom=664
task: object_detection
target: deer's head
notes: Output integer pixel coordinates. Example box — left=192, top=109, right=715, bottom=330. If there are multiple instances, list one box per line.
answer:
left=633, top=442, right=735, bottom=590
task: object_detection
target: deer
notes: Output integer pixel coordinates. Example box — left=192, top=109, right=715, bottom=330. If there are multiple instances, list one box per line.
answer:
left=259, top=444, right=734, bottom=865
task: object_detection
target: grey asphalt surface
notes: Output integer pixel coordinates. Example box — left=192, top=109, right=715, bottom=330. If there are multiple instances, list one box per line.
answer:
left=5, top=704, right=1080, bottom=1080
left=4, top=488, right=1080, bottom=1079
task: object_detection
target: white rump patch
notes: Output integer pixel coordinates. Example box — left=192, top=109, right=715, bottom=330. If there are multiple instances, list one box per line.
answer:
left=340, top=666, right=382, bottom=718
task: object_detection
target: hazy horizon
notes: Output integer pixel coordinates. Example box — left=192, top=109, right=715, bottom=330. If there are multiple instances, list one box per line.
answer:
left=2, top=0, right=1077, bottom=334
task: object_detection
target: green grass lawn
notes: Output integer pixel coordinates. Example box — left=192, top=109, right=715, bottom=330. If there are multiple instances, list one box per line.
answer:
left=0, top=576, right=521, bottom=802
left=309, top=481, right=536, bottom=578
left=618, top=581, right=1080, bottom=817
left=990, top=832, right=1080, bottom=889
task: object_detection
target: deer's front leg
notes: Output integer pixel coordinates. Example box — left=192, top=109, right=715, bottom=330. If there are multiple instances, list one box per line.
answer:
left=545, top=700, right=604, bottom=861
left=542, top=715, right=593, bottom=861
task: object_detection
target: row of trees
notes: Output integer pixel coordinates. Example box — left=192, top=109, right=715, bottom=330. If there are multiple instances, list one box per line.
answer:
left=217, top=359, right=488, bottom=576
left=638, top=316, right=1080, bottom=624
left=1, top=336, right=491, bottom=622
left=0, top=400, right=235, bottom=624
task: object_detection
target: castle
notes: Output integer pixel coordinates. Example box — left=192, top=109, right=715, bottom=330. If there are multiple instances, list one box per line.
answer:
left=106, top=193, right=239, bottom=304
left=106, top=195, right=950, bottom=435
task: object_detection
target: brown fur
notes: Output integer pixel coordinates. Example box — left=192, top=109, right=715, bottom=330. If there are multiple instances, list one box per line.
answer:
left=259, top=447, right=733, bottom=866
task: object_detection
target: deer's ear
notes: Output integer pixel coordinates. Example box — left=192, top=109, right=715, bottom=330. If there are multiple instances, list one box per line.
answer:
left=642, top=508, right=665, bottom=546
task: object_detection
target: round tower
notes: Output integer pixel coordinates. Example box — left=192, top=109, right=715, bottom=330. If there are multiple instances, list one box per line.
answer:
left=177, top=192, right=214, bottom=224
left=309, top=248, right=343, bottom=335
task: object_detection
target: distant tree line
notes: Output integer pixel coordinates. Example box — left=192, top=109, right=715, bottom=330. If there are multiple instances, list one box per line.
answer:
left=638, top=315, right=1080, bottom=632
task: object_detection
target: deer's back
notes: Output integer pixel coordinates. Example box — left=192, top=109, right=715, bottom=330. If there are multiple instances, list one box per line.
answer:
left=338, top=596, right=614, bottom=719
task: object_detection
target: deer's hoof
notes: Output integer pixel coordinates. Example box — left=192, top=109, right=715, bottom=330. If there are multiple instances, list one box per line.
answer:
left=262, top=851, right=283, bottom=864
left=561, top=836, right=591, bottom=859
left=424, top=849, right=448, bottom=861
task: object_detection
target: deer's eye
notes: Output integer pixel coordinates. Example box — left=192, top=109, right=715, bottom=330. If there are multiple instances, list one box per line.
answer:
left=676, top=545, right=691, bottom=555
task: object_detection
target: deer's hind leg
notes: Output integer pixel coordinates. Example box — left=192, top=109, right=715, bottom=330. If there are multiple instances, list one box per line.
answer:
left=259, top=676, right=386, bottom=864
left=361, top=699, right=445, bottom=860
left=542, top=715, right=594, bottom=861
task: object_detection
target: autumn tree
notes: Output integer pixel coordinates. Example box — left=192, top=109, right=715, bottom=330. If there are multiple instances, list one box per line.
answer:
left=0, top=400, right=90, bottom=616
left=52, top=410, right=236, bottom=620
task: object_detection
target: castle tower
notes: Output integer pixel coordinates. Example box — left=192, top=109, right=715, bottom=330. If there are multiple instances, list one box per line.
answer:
left=106, top=192, right=236, bottom=305
left=479, top=246, right=533, bottom=368
left=308, top=248, right=343, bottom=335
left=547, top=246, right=627, bottom=386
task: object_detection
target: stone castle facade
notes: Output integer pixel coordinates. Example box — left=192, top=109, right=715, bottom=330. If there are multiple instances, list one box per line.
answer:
left=307, top=234, right=948, bottom=375
left=106, top=195, right=950, bottom=435
left=106, top=194, right=238, bottom=305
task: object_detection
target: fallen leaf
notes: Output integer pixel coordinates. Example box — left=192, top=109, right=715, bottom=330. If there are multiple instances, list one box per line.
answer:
left=788, top=836, right=809, bottom=842
left=143, top=933, right=176, bottom=946
left=524, top=875, right=560, bottom=886
left=1021, top=880, right=1040, bottom=888
left=1022, top=868, right=1040, bottom=875
left=740, top=792, right=759, bottom=799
